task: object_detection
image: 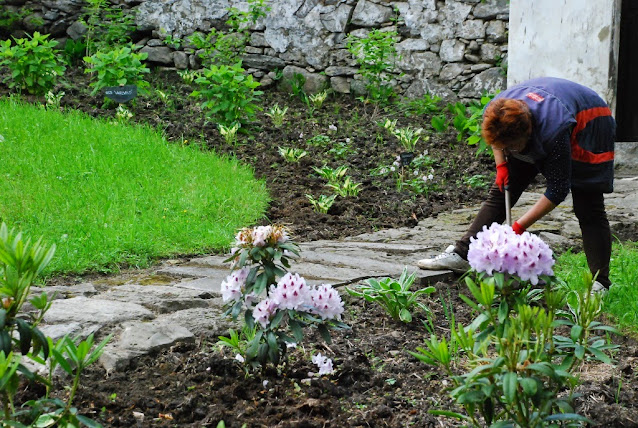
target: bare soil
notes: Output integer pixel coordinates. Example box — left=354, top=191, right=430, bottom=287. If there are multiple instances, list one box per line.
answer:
left=5, top=68, right=638, bottom=427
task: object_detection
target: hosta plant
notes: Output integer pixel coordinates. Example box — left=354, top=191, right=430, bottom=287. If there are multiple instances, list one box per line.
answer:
left=306, top=194, right=337, bottom=214
left=219, top=123, right=240, bottom=146
left=412, top=223, right=619, bottom=427
left=220, top=225, right=348, bottom=370
left=278, top=146, right=307, bottom=163
left=347, top=267, right=435, bottom=323
left=326, top=176, right=361, bottom=198
left=265, top=104, right=288, bottom=128
left=0, top=32, right=66, bottom=95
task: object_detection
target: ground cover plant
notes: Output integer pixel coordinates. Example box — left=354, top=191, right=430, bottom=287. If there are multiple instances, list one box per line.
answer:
left=0, top=98, right=268, bottom=275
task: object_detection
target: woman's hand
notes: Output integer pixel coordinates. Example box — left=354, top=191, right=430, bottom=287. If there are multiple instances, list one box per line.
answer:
left=495, top=162, right=508, bottom=192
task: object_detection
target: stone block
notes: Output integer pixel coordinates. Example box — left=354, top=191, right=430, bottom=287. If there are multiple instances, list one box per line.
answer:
left=440, top=39, right=465, bottom=62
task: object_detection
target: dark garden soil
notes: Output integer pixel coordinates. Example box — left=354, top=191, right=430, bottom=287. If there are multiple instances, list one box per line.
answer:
left=5, top=68, right=638, bottom=427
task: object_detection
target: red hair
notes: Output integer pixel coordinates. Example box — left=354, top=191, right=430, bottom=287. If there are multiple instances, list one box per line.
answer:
left=482, top=98, right=532, bottom=148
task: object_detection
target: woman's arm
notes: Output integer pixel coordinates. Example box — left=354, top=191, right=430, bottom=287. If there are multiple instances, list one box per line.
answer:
left=516, top=195, right=556, bottom=229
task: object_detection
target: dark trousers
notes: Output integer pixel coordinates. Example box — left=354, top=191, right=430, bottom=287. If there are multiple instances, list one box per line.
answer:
left=454, top=159, right=612, bottom=287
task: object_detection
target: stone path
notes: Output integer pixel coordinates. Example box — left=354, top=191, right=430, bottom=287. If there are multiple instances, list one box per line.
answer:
left=36, top=176, right=638, bottom=371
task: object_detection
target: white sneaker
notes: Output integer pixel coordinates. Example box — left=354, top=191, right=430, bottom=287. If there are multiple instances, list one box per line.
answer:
left=591, top=281, right=608, bottom=295
left=417, top=245, right=470, bottom=273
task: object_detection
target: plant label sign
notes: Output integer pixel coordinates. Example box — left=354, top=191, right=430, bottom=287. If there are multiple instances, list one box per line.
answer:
left=104, top=85, right=137, bottom=103
left=400, top=152, right=415, bottom=166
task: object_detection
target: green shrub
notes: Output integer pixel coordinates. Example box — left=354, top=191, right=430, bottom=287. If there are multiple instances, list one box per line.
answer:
left=191, top=64, right=263, bottom=127
left=84, top=44, right=150, bottom=96
left=189, top=0, right=269, bottom=67
left=83, top=0, right=137, bottom=57
left=347, top=29, right=398, bottom=104
left=0, top=32, right=66, bottom=95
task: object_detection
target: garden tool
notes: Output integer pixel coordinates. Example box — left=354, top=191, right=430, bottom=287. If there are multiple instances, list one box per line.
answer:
left=504, top=185, right=512, bottom=226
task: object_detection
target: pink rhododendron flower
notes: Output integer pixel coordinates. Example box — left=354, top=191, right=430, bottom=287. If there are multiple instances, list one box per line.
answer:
left=312, top=353, right=334, bottom=375
left=253, top=298, right=278, bottom=328
left=468, top=223, right=554, bottom=285
left=310, top=284, right=344, bottom=320
left=220, top=267, right=250, bottom=303
left=270, top=272, right=311, bottom=311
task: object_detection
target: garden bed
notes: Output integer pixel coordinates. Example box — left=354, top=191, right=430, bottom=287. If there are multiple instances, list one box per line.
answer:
left=5, top=68, right=638, bottom=428
left=42, top=282, right=638, bottom=428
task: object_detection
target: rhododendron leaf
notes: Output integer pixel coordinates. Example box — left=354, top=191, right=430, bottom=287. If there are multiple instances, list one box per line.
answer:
left=493, top=272, right=505, bottom=289
left=459, top=294, right=480, bottom=311
left=238, top=250, right=248, bottom=267
left=497, top=301, right=508, bottom=324
left=519, top=377, right=538, bottom=396
left=570, top=325, right=583, bottom=342
left=502, top=372, right=517, bottom=403
left=245, top=311, right=255, bottom=330
left=253, top=273, right=267, bottom=295
left=318, top=324, right=331, bottom=344
left=257, top=343, right=268, bottom=363
left=246, top=267, right=257, bottom=287
left=281, top=257, right=291, bottom=268
left=230, top=300, right=242, bottom=320
left=289, top=319, right=304, bottom=342
left=587, top=346, right=613, bottom=364
left=574, top=344, right=585, bottom=359
left=270, top=310, right=285, bottom=329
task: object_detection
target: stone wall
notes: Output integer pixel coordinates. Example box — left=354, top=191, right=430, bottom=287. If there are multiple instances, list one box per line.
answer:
left=3, top=0, right=510, bottom=101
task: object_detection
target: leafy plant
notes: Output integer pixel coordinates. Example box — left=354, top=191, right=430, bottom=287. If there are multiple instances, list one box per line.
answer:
left=115, top=104, right=133, bottom=122
left=278, top=146, right=307, bottom=163
left=288, top=72, right=308, bottom=104
left=347, top=29, right=399, bottom=104
left=306, top=194, right=337, bottom=214
left=347, top=268, right=435, bottom=323
left=326, top=176, right=361, bottom=198
left=84, top=44, right=150, bottom=96
left=82, top=0, right=136, bottom=57
left=44, top=91, right=64, bottom=110
left=308, top=90, right=328, bottom=110
left=178, top=69, right=199, bottom=84
left=463, top=174, right=489, bottom=189
left=0, top=2, right=31, bottom=29
left=306, top=134, right=331, bottom=147
left=312, top=165, right=348, bottom=186
left=400, top=94, right=442, bottom=116
left=63, top=38, right=87, bottom=66
left=265, top=104, right=288, bottom=127
left=327, top=141, right=357, bottom=160
left=0, top=32, right=66, bottom=95
left=431, top=114, right=447, bottom=133
left=219, top=123, right=241, bottom=146
left=413, top=224, right=619, bottom=427
left=191, top=64, right=263, bottom=127
left=189, top=0, right=269, bottom=67
left=448, top=93, right=496, bottom=155
left=0, top=223, right=109, bottom=426
left=220, top=225, right=347, bottom=370
left=393, top=126, right=425, bottom=153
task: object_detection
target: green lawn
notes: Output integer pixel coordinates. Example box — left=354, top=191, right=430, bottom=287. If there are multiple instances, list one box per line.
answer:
left=555, top=241, right=638, bottom=333
left=0, top=97, right=269, bottom=275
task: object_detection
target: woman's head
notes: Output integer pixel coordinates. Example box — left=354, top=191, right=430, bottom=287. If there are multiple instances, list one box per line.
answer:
left=482, top=98, right=532, bottom=152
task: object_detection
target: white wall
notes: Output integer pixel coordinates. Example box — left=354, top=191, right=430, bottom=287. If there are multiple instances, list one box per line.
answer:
left=508, top=0, right=618, bottom=105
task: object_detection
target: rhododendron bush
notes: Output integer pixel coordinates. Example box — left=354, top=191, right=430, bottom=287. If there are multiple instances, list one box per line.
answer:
left=220, top=224, right=347, bottom=370
left=411, top=222, right=619, bottom=427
